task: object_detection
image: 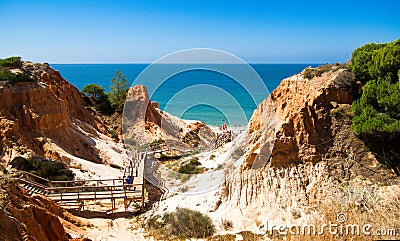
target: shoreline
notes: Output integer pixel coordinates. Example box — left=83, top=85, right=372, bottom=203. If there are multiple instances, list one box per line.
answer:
left=182, top=119, right=247, bottom=134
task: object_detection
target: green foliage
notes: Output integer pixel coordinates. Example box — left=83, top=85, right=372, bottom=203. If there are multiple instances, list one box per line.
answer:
left=10, top=156, right=75, bottom=181
left=81, top=84, right=104, bottom=100
left=350, top=38, right=400, bottom=174
left=178, top=157, right=203, bottom=175
left=349, top=43, right=387, bottom=84
left=180, top=173, right=190, bottom=183
left=146, top=208, right=215, bottom=239
left=109, top=70, right=129, bottom=112
left=0, top=56, right=22, bottom=68
left=81, top=84, right=113, bottom=115
left=109, top=129, right=119, bottom=139
left=302, top=64, right=337, bottom=79
left=149, top=138, right=163, bottom=146
left=0, top=70, right=32, bottom=84
left=96, top=92, right=114, bottom=115
left=189, top=157, right=201, bottom=166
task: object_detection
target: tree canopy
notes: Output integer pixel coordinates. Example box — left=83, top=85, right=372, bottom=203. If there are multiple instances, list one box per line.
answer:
left=350, top=38, right=400, bottom=174
left=109, top=70, right=130, bottom=112
left=80, top=70, right=130, bottom=115
left=81, top=83, right=104, bottom=100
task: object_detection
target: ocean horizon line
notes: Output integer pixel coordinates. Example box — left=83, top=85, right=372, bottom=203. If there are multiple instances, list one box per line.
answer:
left=50, top=62, right=326, bottom=65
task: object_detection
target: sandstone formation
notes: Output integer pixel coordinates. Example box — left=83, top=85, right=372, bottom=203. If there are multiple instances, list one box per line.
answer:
left=216, top=67, right=400, bottom=230
left=0, top=177, right=90, bottom=241
left=0, top=62, right=109, bottom=165
left=123, top=84, right=214, bottom=154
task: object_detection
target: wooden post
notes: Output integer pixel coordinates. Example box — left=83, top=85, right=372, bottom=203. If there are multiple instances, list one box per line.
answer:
left=111, top=185, right=114, bottom=214
left=124, top=184, right=127, bottom=211
left=60, top=189, right=63, bottom=203
left=141, top=176, right=145, bottom=209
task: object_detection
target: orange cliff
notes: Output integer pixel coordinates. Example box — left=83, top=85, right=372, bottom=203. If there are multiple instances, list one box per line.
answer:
left=123, top=84, right=214, bottom=153
left=215, top=67, right=399, bottom=231
left=0, top=62, right=109, bottom=165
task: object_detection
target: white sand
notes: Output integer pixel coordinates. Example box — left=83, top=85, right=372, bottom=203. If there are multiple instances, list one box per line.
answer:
left=63, top=120, right=250, bottom=239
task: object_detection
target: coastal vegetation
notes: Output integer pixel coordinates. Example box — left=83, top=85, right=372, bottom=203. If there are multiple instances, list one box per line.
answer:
left=10, top=156, right=75, bottom=181
left=302, top=63, right=349, bottom=79
left=81, top=83, right=113, bottom=115
left=0, top=56, right=32, bottom=84
left=81, top=70, right=129, bottom=114
left=0, top=56, right=22, bottom=68
left=109, top=70, right=130, bottom=112
left=178, top=157, right=204, bottom=175
left=145, top=208, right=215, bottom=239
left=350, top=38, right=400, bottom=174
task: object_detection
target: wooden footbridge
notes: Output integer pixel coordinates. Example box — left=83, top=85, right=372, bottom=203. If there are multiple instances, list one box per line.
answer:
left=16, top=151, right=151, bottom=213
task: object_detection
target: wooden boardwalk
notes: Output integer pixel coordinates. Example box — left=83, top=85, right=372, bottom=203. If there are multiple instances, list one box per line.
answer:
left=16, top=150, right=151, bottom=213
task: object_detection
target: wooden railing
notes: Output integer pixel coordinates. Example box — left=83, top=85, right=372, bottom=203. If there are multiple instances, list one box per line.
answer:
left=15, top=150, right=147, bottom=213
left=214, top=130, right=233, bottom=149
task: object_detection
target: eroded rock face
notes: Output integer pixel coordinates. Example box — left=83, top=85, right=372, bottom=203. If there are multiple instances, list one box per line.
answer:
left=0, top=62, right=108, bottom=165
left=245, top=69, right=357, bottom=168
left=0, top=180, right=69, bottom=241
left=123, top=84, right=214, bottom=153
left=217, top=68, right=399, bottom=231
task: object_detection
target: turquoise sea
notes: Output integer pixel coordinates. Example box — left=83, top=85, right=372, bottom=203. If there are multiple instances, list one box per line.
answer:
left=51, top=64, right=319, bottom=127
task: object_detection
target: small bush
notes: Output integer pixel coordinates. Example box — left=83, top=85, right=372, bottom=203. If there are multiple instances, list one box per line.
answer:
left=162, top=208, right=215, bottom=239
left=109, top=129, right=119, bottom=139
left=303, top=64, right=334, bottom=79
left=189, top=157, right=201, bottom=166
left=10, top=156, right=74, bottom=181
left=149, top=138, right=163, bottom=147
left=0, top=70, right=32, bottom=84
left=180, top=173, right=190, bottom=183
left=0, top=56, right=22, bottom=68
left=178, top=158, right=204, bottom=175
left=96, top=93, right=114, bottom=115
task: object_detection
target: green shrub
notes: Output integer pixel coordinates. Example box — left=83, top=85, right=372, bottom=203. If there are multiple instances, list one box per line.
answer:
left=152, top=208, right=215, bottom=239
left=0, top=70, right=32, bottom=84
left=149, top=138, right=163, bottom=146
left=180, top=173, right=190, bottom=183
left=81, top=84, right=114, bottom=115
left=109, top=129, right=119, bottom=139
left=303, top=64, right=334, bottom=79
left=178, top=158, right=203, bottom=175
left=189, top=157, right=201, bottom=166
left=0, top=56, right=22, bottom=68
left=96, top=92, right=114, bottom=115
left=349, top=38, right=400, bottom=175
left=10, top=156, right=75, bottom=181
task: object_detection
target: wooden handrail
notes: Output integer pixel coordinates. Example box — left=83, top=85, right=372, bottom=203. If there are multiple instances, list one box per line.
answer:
left=49, top=178, right=126, bottom=184
left=17, top=178, right=48, bottom=190
left=16, top=151, right=147, bottom=212
left=46, top=184, right=141, bottom=191
left=20, top=171, right=50, bottom=184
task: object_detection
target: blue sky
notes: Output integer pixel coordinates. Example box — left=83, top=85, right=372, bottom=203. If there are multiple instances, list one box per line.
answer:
left=0, top=0, right=399, bottom=63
